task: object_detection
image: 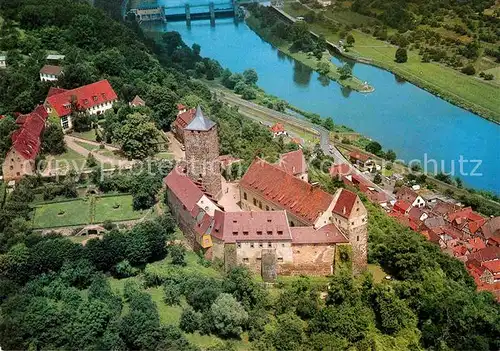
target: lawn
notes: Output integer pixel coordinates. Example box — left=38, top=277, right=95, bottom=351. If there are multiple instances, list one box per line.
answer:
left=72, top=130, right=97, bottom=142
left=32, top=195, right=148, bottom=229
left=155, top=152, right=174, bottom=160
left=47, top=148, right=87, bottom=172
left=283, top=3, right=500, bottom=122
left=93, top=195, right=147, bottom=223
left=32, top=199, right=90, bottom=228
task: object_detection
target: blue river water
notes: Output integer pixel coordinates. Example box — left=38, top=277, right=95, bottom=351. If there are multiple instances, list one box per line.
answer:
left=145, top=18, right=500, bottom=194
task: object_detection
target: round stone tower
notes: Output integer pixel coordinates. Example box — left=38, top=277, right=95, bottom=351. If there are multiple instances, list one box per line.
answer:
left=184, top=106, right=222, bottom=198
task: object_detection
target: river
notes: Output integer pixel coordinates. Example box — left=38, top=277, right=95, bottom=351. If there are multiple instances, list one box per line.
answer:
left=144, top=17, right=500, bottom=194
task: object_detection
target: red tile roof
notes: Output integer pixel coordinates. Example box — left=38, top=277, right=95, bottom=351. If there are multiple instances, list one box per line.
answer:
left=220, top=210, right=292, bottom=243
left=482, top=217, right=500, bottom=241
left=483, top=260, right=500, bottom=274
left=130, top=95, right=145, bottom=107
left=270, top=123, right=285, bottom=133
left=177, top=103, right=187, bottom=110
left=332, top=189, right=358, bottom=219
left=448, top=207, right=486, bottom=234
left=467, top=237, right=486, bottom=251
left=329, top=163, right=352, bottom=177
left=468, top=246, right=500, bottom=263
left=9, top=105, right=48, bottom=160
left=278, top=149, right=307, bottom=175
left=291, top=224, right=348, bottom=244
left=45, top=80, right=117, bottom=118
left=349, top=151, right=370, bottom=163
left=432, top=200, right=459, bottom=217
left=395, top=186, right=419, bottom=204
left=164, top=167, right=204, bottom=212
left=240, top=158, right=333, bottom=224
left=173, top=108, right=196, bottom=130
left=408, top=207, right=425, bottom=221
left=39, top=65, right=63, bottom=76
left=393, top=200, right=411, bottom=213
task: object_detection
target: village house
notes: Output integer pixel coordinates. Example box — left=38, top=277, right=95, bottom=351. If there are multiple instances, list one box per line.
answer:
left=39, top=65, right=63, bottom=82
left=481, top=217, right=500, bottom=246
left=0, top=55, right=6, bottom=69
left=2, top=105, right=48, bottom=181
left=349, top=150, right=371, bottom=168
left=129, top=95, right=145, bottom=107
left=44, top=79, right=118, bottom=131
left=395, top=186, right=426, bottom=208
left=329, top=163, right=352, bottom=179
left=164, top=107, right=368, bottom=279
left=447, top=207, right=486, bottom=237
left=270, top=122, right=286, bottom=138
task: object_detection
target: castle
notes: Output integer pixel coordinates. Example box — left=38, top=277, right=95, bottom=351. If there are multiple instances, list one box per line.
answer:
left=164, top=106, right=368, bottom=279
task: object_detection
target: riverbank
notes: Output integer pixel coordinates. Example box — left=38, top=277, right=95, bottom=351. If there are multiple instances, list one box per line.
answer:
left=245, top=13, right=374, bottom=93
left=282, top=2, right=500, bottom=124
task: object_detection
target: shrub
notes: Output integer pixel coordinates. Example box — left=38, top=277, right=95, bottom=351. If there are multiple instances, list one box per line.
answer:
left=395, top=47, right=408, bottom=63
left=179, top=307, right=201, bottom=333
left=461, top=64, right=476, bottom=75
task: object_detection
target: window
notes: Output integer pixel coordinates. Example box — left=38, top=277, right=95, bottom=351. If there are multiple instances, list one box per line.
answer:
left=268, top=243, right=272, bottom=248
left=267, top=219, right=272, bottom=223
left=253, top=198, right=257, bottom=206
left=250, top=243, right=254, bottom=248
left=277, top=230, right=283, bottom=235
left=237, top=243, right=241, bottom=248
left=259, top=243, right=263, bottom=248
left=267, top=231, right=272, bottom=235
left=61, top=116, right=69, bottom=130
left=243, top=258, right=249, bottom=263
left=9, top=166, right=13, bottom=170
left=16, top=172, right=20, bottom=176
left=232, top=231, right=238, bottom=235
left=243, top=231, right=249, bottom=236
left=258, top=201, right=262, bottom=209
left=282, top=243, right=285, bottom=247
left=243, top=192, right=247, bottom=200
left=290, top=221, right=295, bottom=227
left=266, top=205, right=269, bottom=211
left=351, top=222, right=354, bottom=225
left=257, top=231, right=262, bottom=235
left=93, top=95, right=98, bottom=102
left=277, top=257, right=283, bottom=262
left=357, top=236, right=359, bottom=241
left=256, top=257, right=261, bottom=261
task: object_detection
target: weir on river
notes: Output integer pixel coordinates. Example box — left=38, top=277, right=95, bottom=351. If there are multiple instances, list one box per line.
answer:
left=142, top=11, right=500, bottom=194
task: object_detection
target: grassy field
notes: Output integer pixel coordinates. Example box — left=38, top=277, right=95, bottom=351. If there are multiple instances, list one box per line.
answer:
left=32, top=195, right=147, bottom=229
left=47, top=148, right=87, bottom=171
left=74, top=140, right=99, bottom=152
left=283, top=3, right=500, bottom=123
left=32, top=199, right=90, bottom=228
left=72, top=130, right=97, bottom=142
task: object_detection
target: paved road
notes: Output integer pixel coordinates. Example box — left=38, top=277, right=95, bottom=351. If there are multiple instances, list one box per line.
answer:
left=216, top=90, right=395, bottom=201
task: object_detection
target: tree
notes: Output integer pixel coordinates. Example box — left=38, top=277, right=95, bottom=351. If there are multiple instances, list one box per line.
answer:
left=209, top=293, right=248, bottom=337
left=192, top=43, right=201, bottom=56
left=337, top=64, right=352, bottom=79
left=373, top=173, right=382, bottom=184
left=42, top=123, right=65, bottom=155
left=323, top=117, right=335, bottom=131
left=346, top=34, right=355, bottom=46
left=243, top=69, right=258, bottom=85
left=395, top=47, right=408, bottom=63
left=116, top=113, right=159, bottom=159
left=461, top=64, right=476, bottom=75
left=164, top=280, right=181, bottom=306
left=269, top=313, right=305, bottom=351
left=317, top=61, right=330, bottom=75
left=223, top=266, right=265, bottom=310
left=0, top=117, right=17, bottom=156
left=170, top=244, right=186, bottom=266
left=365, top=141, right=382, bottom=154
left=71, top=111, right=93, bottom=132
left=179, top=307, right=201, bottom=333
left=385, top=149, right=396, bottom=162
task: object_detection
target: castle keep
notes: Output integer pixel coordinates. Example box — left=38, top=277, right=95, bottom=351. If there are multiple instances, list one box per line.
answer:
left=165, top=106, right=368, bottom=278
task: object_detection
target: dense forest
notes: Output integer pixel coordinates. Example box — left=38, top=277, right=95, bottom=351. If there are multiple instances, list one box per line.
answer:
left=0, top=0, right=499, bottom=350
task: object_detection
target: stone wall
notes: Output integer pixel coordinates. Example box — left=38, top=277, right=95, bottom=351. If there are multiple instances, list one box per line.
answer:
left=279, top=243, right=336, bottom=276
left=184, top=126, right=222, bottom=197
left=2, top=149, right=35, bottom=181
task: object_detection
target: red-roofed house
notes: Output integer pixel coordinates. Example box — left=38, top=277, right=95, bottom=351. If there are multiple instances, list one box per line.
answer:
left=481, top=217, right=500, bottom=247
left=171, top=107, right=196, bottom=143
left=2, top=105, right=48, bottom=181
left=277, top=149, right=308, bottom=181
left=329, top=163, right=352, bottom=179
left=44, top=79, right=118, bottom=130
left=395, top=186, right=425, bottom=208
left=447, top=207, right=486, bottom=236
left=129, top=95, right=145, bottom=107
left=39, top=65, right=63, bottom=82
left=467, top=237, right=487, bottom=252
left=270, top=123, right=286, bottom=137
left=349, top=150, right=371, bottom=167
left=393, top=200, right=411, bottom=215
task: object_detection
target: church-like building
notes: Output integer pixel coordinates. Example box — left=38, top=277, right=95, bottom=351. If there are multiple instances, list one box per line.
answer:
left=164, top=106, right=368, bottom=279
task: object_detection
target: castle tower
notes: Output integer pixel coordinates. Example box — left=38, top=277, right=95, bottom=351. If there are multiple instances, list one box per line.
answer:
left=184, top=106, right=222, bottom=198
left=331, top=189, right=368, bottom=275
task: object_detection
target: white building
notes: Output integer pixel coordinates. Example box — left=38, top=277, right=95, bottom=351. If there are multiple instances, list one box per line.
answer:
left=0, top=55, right=6, bottom=69
left=39, top=65, right=63, bottom=82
